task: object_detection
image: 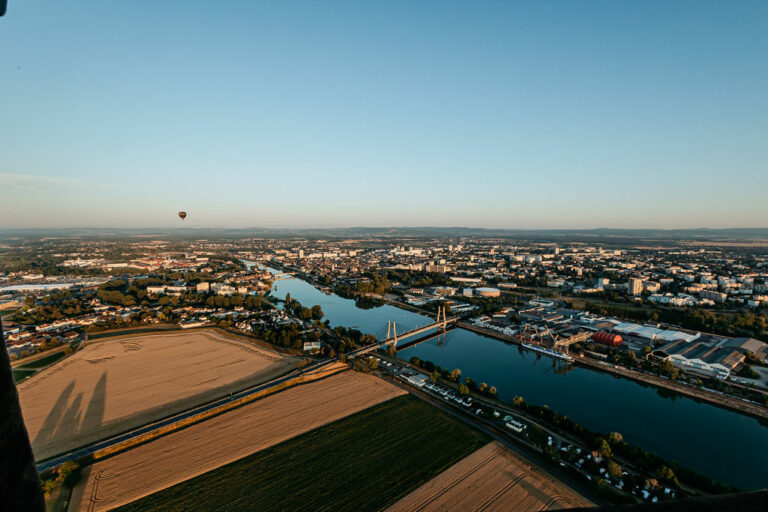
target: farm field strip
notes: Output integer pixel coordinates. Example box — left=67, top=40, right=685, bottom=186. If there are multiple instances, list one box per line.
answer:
left=112, top=394, right=490, bottom=512
left=15, top=350, right=68, bottom=369
left=70, top=370, right=405, bottom=512
left=18, top=329, right=296, bottom=460
left=386, top=441, right=593, bottom=512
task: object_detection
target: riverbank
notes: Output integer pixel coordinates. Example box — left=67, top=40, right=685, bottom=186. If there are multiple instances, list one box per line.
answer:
left=575, top=357, right=768, bottom=421
left=269, top=266, right=768, bottom=421
left=458, top=321, right=768, bottom=421
left=263, top=266, right=768, bottom=489
left=266, top=261, right=440, bottom=318
left=381, top=354, right=735, bottom=498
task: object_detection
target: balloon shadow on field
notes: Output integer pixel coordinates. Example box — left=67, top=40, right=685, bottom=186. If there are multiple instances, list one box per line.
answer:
left=32, top=380, right=75, bottom=448
left=79, top=372, right=107, bottom=439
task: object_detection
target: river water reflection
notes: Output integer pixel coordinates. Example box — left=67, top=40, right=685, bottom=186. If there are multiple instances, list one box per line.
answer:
left=265, top=268, right=768, bottom=490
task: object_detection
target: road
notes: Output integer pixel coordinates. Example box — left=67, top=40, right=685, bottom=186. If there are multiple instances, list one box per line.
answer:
left=381, top=375, right=603, bottom=506
left=35, top=357, right=332, bottom=472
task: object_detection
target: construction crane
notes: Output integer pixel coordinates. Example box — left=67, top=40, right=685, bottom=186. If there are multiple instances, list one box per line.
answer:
left=518, top=323, right=592, bottom=356
left=552, top=330, right=593, bottom=356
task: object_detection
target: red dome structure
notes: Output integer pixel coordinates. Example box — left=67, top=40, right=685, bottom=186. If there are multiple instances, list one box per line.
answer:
left=592, top=331, right=623, bottom=347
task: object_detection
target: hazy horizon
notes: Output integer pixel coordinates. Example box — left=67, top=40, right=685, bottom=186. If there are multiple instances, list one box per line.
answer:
left=1, top=225, right=767, bottom=234
left=2, top=1, right=767, bottom=229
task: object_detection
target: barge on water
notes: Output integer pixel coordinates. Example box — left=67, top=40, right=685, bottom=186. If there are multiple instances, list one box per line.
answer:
left=521, top=342, right=574, bottom=362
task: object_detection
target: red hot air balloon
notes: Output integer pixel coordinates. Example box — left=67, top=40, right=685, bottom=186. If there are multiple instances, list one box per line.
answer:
left=178, top=211, right=187, bottom=220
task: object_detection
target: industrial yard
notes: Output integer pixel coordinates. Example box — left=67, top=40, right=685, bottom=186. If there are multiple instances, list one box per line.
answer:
left=18, top=329, right=297, bottom=460
left=69, top=370, right=405, bottom=511
left=387, top=441, right=593, bottom=511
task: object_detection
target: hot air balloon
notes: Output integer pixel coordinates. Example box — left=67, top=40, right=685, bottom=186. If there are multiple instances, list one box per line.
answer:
left=178, top=211, right=187, bottom=220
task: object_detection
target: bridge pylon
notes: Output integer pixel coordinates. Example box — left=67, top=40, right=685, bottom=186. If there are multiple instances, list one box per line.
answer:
left=436, top=306, right=448, bottom=330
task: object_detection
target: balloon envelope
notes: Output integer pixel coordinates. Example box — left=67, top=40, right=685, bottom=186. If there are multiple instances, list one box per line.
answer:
left=178, top=211, right=187, bottom=220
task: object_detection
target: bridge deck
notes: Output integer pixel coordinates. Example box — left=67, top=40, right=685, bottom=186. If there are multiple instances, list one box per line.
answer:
left=350, top=317, right=459, bottom=357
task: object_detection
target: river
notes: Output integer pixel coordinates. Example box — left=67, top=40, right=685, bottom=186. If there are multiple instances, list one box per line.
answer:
left=264, top=267, right=768, bottom=490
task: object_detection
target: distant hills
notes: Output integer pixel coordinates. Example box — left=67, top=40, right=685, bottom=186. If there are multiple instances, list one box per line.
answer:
left=1, top=227, right=767, bottom=241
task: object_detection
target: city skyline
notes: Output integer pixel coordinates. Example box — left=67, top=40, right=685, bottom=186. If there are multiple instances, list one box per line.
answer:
left=2, top=1, right=767, bottom=229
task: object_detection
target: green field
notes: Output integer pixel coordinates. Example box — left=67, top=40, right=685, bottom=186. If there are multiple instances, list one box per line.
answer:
left=16, top=350, right=67, bottom=369
left=116, top=395, right=489, bottom=512
left=12, top=368, right=36, bottom=383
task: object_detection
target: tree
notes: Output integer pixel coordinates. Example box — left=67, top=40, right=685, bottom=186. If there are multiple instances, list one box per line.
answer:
left=479, top=382, right=488, bottom=393
left=42, top=480, right=56, bottom=497
left=386, top=345, right=396, bottom=357
left=595, top=437, right=612, bottom=459
left=608, top=431, right=623, bottom=444
left=430, top=369, right=440, bottom=383
left=658, top=466, right=679, bottom=485
left=311, top=305, right=324, bottom=320
left=57, top=461, right=80, bottom=487
left=449, top=368, right=462, bottom=382
left=458, top=384, right=469, bottom=396
left=660, top=360, right=680, bottom=380
left=607, top=460, right=622, bottom=481
left=367, top=357, right=378, bottom=370
left=513, top=396, right=524, bottom=407
left=489, top=386, right=497, bottom=397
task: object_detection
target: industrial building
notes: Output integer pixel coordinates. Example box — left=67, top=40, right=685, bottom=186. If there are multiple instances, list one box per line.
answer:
left=651, top=340, right=744, bottom=378
left=475, top=287, right=501, bottom=298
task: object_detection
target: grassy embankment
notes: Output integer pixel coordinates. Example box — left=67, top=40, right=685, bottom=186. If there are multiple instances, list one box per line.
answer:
left=12, top=350, right=68, bottom=382
left=116, top=395, right=488, bottom=512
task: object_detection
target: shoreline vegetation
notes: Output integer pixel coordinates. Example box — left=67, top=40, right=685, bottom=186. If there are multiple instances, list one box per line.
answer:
left=404, top=355, right=740, bottom=497
left=271, top=263, right=768, bottom=421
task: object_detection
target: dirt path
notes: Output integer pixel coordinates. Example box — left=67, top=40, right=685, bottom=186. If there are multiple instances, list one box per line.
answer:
left=386, top=441, right=593, bottom=511
left=69, top=370, right=405, bottom=512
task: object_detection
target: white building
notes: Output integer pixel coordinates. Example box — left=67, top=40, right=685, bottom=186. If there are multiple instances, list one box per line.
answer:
left=628, top=278, right=643, bottom=296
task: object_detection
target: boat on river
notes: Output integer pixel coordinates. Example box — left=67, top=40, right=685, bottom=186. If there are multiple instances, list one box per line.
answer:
left=521, top=342, right=574, bottom=362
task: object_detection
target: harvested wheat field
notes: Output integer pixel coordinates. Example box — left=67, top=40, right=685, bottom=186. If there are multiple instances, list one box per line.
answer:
left=70, top=370, right=405, bottom=512
left=18, top=329, right=297, bottom=460
left=387, top=441, right=593, bottom=512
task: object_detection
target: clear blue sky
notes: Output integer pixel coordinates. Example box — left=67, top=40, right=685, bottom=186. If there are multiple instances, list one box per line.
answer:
left=1, top=1, right=766, bottom=229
